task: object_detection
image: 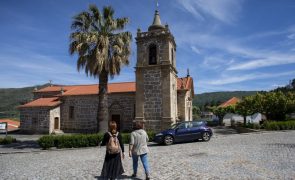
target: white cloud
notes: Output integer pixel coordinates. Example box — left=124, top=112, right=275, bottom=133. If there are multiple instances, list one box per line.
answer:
left=227, top=55, right=295, bottom=70
left=203, top=70, right=295, bottom=85
left=176, top=0, right=244, bottom=24
left=191, top=46, right=201, bottom=54
left=287, top=33, right=295, bottom=40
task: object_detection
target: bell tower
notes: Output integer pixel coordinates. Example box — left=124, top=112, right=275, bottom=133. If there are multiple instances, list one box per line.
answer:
left=135, top=10, right=178, bottom=131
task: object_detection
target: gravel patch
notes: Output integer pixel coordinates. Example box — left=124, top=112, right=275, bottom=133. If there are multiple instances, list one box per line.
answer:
left=0, top=131, right=294, bottom=179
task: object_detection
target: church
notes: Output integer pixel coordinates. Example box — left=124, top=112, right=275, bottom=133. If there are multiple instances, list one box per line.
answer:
left=18, top=10, right=194, bottom=134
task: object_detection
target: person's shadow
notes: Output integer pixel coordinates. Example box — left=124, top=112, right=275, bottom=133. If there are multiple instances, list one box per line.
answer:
left=95, top=175, right=141, bottom=180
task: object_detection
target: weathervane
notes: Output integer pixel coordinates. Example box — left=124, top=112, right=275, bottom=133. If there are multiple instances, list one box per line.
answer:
left=156, top=0, right=159, bottom=10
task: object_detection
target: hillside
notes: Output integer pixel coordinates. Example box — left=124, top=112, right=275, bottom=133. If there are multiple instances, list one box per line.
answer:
left=193, top=91, right=259, bottom=110
left=0, top=84, right=50, bottom=119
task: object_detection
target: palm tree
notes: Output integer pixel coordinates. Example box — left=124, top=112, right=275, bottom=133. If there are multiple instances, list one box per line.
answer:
left=69, top=4, right=132, bottom=132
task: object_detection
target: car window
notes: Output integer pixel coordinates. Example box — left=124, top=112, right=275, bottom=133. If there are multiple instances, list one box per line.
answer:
left=192, top=121, right=203, bottom=127
left=178, top=123, right=188, bottom=129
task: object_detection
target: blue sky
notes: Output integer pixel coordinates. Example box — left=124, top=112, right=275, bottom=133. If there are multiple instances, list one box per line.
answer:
left=0, top=0, right=295, bottom=94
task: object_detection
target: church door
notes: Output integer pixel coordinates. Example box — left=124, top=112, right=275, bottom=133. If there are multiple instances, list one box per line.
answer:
left=111, top=114, right=121, bottom=131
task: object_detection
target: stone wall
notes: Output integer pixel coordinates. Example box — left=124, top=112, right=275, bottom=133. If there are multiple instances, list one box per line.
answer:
left=60, top=93, right=135, bottom=133
left=60, top=95, right=98, bottom=133
left=177, top=90, right=193, bottom=121
left=108, top=93, right=135, bottom=131
left=19, top=107, right=52, bottom=134
left=177, top=90, right=186, bottom=121
left=143, top=67, right=162, bottom=130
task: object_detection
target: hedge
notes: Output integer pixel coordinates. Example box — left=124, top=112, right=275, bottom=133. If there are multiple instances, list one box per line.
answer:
left=38, top=131, right=156, bottom=150
left=38, top=133, right=104, bottom=150
left=0, top=136, right=16, bottom=145
left=264, top=121, right=295, bottom=130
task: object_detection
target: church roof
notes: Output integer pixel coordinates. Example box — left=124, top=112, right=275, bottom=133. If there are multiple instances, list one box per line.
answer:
left=148, top=10, right=165, bottom=31
left=33, top=77, right=193, bottom=96
left=177, top=77, right=193, bottom=90
left=218, top=97, right=241, bottom=108
left=21, top=77, right=193, bottom=107
left=18, top=97, right=62, bottom=108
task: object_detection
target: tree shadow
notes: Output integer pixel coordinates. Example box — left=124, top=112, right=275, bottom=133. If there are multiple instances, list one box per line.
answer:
left=212, top=126, right=238, bottom=135
left=0, top=140, right=40, bottom=150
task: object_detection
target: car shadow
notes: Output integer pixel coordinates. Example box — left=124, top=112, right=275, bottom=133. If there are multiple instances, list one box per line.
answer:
left=148, top=140, right=207, bottom=147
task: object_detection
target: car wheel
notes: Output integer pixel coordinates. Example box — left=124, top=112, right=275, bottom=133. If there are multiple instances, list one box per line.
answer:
left=202, top=132, right=211, bottom=142
left=163, top=135, right=174, bottom=145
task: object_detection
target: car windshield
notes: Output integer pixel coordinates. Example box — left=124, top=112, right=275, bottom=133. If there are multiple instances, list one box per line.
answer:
left=171, top=123, right=180, bottom=129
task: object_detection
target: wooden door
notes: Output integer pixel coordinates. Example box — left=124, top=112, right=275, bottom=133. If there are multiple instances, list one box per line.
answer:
left=54, top=117, right=59, bottom=129
left=111, top=114, right=121, bottom=131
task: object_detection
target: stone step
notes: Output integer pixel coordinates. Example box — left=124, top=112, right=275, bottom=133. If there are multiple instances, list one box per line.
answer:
left=52, top=129, right=64, bottom=135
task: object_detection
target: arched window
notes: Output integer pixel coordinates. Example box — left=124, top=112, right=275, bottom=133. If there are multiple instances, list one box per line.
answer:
left=149, top=44, right=157, bottom=65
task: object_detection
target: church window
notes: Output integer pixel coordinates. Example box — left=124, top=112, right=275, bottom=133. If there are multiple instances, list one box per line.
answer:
left=69, top=106, right=74, bottom=119
left=149, top=44, right=157, bottom=65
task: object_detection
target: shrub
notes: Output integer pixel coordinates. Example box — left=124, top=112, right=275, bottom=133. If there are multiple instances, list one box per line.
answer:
left=0, top=136, right=16, bottom=145
left=38, top=135, right=55, bottom=149
left=121, top=133, right=131, bottom=144
left=38, top=133, right=104, bottom=150
left=244, top=123, right=261, bottom=129
left=146, top=130, right=155, bottom=142
left=264, top=121, right=295, bottom=130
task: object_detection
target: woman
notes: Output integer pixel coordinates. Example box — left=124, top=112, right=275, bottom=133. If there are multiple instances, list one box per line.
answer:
left=100, top=121, right=125, bottom=180
left=129, top=122, right=150, bottom=180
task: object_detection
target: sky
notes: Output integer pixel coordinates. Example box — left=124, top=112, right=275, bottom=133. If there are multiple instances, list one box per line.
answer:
left=0, top=0, right=295, bottom=94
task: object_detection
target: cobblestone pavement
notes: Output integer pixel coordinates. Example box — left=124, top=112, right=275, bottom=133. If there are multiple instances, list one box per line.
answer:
left=0, top=131, right=294, bottom=180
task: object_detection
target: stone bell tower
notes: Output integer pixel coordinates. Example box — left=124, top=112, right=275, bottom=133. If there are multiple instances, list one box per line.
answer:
left=135, top=10, right=178, bottom=131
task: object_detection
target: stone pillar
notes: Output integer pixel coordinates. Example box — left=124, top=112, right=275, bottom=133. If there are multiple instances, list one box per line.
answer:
left=135, top=67, right=145, bottom=122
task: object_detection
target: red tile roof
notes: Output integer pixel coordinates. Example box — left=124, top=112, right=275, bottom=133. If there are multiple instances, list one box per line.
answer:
left=34, top=77, right=194, bottom=96
left=22, top=77, right=194, bottom=107
left=34, top=86, right=73, bottom=92
left=0, top=119, right=20, bottom=131
left=218, top=97, right=240, bottom=108
left=177, top=77, right=193, bottom=90
left=61, top=82, right=136, bottom=96
left=18, top=97, right=61, bottom=108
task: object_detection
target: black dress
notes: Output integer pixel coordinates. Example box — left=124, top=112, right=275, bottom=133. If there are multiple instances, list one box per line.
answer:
left=100, top=132, right=124, bottom=179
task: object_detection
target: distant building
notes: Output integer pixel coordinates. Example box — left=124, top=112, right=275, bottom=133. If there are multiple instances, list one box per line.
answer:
left=0, top=119, right=20, bottom=131
left=18, top=10, right=194, bottom=134
left=218, top=97, right=240, bottom=108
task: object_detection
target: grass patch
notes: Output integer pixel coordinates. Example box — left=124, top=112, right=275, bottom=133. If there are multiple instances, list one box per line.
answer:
left=0, top=136, right=16, bottom=145
left=264, top=121, right=295, bottom=131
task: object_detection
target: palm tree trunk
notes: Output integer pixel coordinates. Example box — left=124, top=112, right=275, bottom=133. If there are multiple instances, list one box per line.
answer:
left=98, top=70, right=109, bottom=132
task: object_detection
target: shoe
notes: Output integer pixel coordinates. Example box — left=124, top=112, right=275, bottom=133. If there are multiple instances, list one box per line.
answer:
left=146, top=173, right=150, bottom=180
left=131, top=174, right=137, bottom=178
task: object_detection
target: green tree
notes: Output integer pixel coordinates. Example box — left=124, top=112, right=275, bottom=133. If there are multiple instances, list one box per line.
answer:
left=236, top=96, right=254, bottom=125
left=263, top=91, right=287, bottom=120
left=192, top=106, right=201, bottom=119
left=286, top=92, right=295, bottom=114
left=211, top=106, right=235, bottom=125
left=69, top=5, right=132, bottom=132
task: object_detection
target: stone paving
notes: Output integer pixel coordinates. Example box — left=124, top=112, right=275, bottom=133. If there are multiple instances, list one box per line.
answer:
left=0, top=131, right=295, bottom=179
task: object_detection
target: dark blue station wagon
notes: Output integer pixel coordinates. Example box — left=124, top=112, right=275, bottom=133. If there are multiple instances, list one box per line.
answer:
left=153, top=121, right=213, bottom=145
